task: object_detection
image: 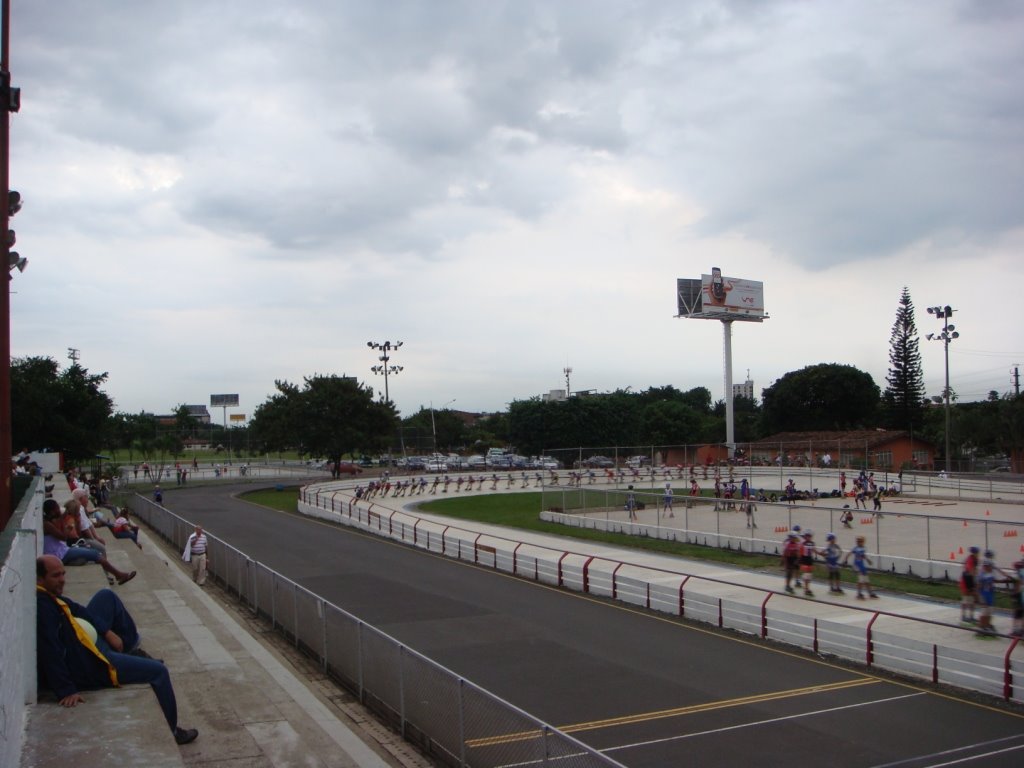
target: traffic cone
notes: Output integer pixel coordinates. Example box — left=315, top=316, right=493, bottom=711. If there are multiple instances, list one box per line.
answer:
left=985, top=509, right=990, bottom=516
left=950, top=551, right=956, bottom=560
left=959, top=546, right=964, bottom=554
left=963, top=520, right=968, bottom=527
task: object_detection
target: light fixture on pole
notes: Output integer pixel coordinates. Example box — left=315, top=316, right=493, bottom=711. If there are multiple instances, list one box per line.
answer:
left=926, top=305, right=959, bottom=474
left=367, top=340, right=403, bottom=404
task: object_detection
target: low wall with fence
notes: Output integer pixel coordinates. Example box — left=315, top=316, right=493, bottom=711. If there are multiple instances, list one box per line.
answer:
left=298, top=481, right=1024, bottom=704
left=130, top=495, right=624, bottom=768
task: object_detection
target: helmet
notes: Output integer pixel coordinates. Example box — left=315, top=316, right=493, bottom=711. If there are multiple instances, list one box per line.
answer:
left=826, top=533, right=836, bottom=541
left=793, top=525, right=801, bottom=532
left=803, top=529, right=814, bottom=537
left=969, top=546, right=980, bottom=554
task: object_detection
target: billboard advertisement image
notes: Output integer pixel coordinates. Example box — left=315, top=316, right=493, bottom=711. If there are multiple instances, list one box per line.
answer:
left=700, top=268, right=765, bottom=320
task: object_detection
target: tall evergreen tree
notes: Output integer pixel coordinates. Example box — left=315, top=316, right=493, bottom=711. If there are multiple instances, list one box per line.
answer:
left=882, top=287, right=926, bottom=432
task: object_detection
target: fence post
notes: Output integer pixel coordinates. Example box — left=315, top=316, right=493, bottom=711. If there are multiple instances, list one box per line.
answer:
left=399, top=645, right=407, bottom=740
left=458, top=678, right=467, bottom=767
left=321, top=598, right=328, bottom=674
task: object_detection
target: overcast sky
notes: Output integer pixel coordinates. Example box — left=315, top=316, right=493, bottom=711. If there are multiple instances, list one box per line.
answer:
left=9, top=1, right=1023, bottom=422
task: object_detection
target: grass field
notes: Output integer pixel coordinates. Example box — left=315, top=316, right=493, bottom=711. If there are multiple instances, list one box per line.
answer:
left=241, top=487, right=967, bottom=603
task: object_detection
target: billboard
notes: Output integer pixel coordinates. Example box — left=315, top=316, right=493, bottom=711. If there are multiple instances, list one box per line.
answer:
left=677, top=278, right=704, bottom=317
left=229, top=414, right=246, bottom=422
left=699, top=267, right=765, bottom=320
left=210, top=394, right=240, bottom=407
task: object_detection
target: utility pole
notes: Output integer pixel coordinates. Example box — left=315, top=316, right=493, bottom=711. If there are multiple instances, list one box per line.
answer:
left=0, top=0, right=21, bottom=531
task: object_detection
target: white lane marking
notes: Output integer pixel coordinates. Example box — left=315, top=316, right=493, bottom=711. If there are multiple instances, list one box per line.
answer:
left=603, top=692, right=926, bottom=753
left=871, top=733, right=1024, bottom=768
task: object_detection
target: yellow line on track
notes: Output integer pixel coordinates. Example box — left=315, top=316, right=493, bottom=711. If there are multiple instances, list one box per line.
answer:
left=466, top=677, right=880, bottom=747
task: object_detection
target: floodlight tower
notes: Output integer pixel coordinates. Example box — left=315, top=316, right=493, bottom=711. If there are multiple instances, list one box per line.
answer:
left=368, top=340, right=403, bottom=404
left=676, top=268, right=767, bottom=457
left=926, top=305, right=959, bottom=474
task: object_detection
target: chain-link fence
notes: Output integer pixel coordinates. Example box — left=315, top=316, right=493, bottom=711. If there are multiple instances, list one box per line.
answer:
left=131, top=495, right=626, bottom=768
left=539, top=485, right=1024, bottom=576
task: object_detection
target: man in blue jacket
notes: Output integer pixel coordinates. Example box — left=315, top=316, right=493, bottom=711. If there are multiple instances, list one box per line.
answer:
left=35, top=555, right=199, bottom=745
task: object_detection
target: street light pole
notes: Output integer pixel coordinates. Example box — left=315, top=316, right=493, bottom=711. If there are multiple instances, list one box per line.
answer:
left=367, top=340, right=403, bottom=404
left=926, top=305, right=959, bottom=474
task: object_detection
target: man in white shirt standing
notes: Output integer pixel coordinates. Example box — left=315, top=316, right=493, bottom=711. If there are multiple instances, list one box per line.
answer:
left=182, top=525, right=209, bottom=586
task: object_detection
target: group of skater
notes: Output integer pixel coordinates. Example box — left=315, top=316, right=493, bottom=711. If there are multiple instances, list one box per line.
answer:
left=355, top=471, right=561, bottom=499
left=780, top=527, right=877, bottom=600
left=958, top=546, right=1024, bottom=637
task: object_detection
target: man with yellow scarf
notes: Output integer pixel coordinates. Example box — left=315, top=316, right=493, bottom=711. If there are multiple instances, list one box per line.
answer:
left=35, top=555, right=199, bottom=745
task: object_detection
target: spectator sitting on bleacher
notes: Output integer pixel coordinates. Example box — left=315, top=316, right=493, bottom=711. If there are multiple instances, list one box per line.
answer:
left=69, top=491, right=107, bottom=556
left=42, top=499, right=136, bottom=585
left=110, top=508, right=143, bottom=550
left=35, top=555, right=199, bottom=745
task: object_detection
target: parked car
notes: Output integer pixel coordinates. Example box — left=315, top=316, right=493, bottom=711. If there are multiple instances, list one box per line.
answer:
left=446, top=454, right=468, bottom=470
left=424, top=458, right=448, bottom=472
left=399, top=456, right=426, bottom=471
left=580, top=455, right=615, bottom=468
left=336, top=462, right=363, bottom=475
left=625, top=455, right=651, bottom=468
left=466, top=455, right=487, bottom=468
left=538, top=456, right=561, bottom=470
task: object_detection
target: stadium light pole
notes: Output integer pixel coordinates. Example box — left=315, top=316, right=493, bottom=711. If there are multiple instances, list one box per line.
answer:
left=367, top=340, right=403, bottom=404
left=926, top=305, right=959, bottom=474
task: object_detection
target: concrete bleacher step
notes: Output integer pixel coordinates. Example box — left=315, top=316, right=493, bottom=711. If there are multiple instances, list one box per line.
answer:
left=22, top=541, right=181, bottom=768
left=21, top=686, right=185, bottom=768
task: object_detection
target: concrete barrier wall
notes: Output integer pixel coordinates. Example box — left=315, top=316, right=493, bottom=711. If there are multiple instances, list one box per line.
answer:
left=0, top=477, right=44, bottom=768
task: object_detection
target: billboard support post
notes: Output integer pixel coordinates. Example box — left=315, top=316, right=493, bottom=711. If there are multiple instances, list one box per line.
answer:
left=210, top=394, right=240, bottom=461
left=723, top=319, right=734, bottom=454
left=676, top=268, right=767, bottom=459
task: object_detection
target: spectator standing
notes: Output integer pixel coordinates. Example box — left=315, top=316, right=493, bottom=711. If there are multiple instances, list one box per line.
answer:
left=663, top=483, right=674, bottom=518
left=182, top=525, right=209, bottom=586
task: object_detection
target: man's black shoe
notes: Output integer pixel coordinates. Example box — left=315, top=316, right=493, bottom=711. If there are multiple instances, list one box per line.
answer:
left=174, top=727, right=199, bottom=745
